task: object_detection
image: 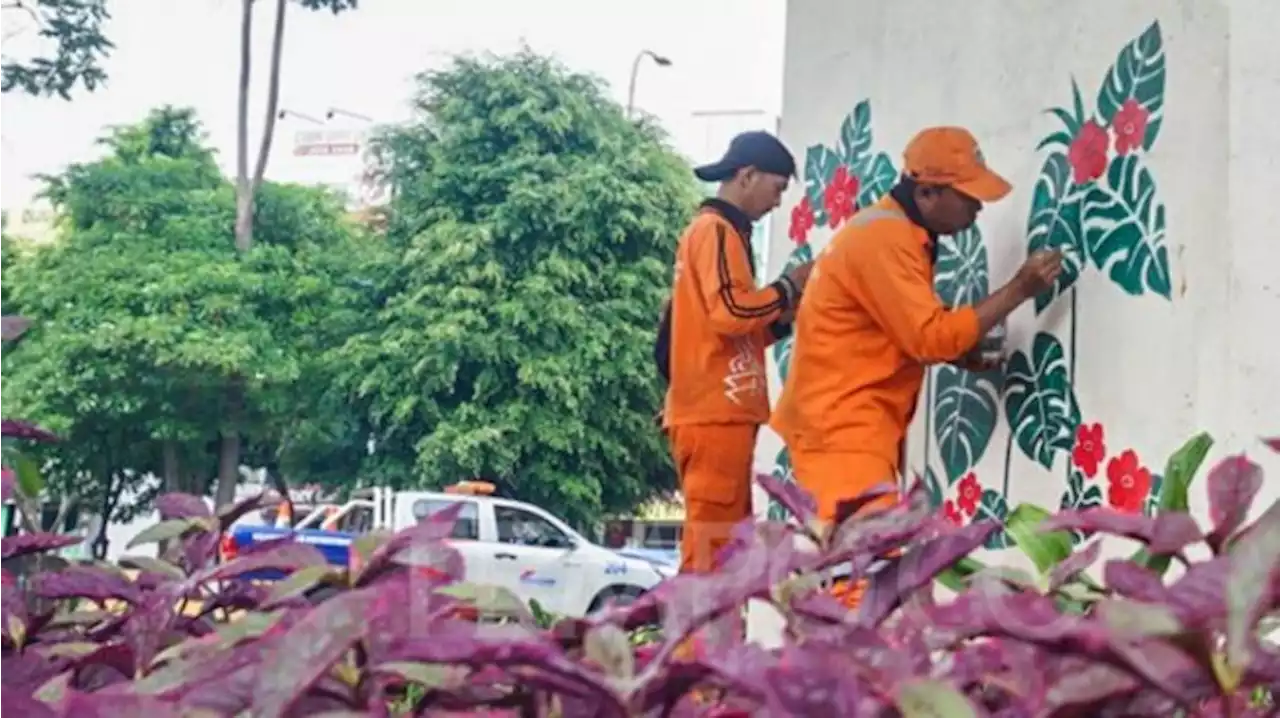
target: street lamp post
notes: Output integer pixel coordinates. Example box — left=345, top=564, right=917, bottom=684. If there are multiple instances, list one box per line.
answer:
left=326, top=107, right=374, bottom=122
left=277, top=109, right=324, bottom=125
left=626, top=49, right=672, bottom=119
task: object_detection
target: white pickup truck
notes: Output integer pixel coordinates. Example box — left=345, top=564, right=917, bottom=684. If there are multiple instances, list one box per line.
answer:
left=222, top=482, right=675, bottom=618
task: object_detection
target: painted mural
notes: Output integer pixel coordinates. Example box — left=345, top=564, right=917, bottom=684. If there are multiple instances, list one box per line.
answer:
left=767, top=21, right=1173, bottom=547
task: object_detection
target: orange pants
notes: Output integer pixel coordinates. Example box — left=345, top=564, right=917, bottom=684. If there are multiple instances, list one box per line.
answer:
left=669, top=423, right=756, bottom=574
left=791, top=449, right=900, bottom=610
left=790, top=449, right=899, bottom=524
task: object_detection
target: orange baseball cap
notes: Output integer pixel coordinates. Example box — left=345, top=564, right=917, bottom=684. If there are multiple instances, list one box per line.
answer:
left=902, top=126, right=1012, bottom=203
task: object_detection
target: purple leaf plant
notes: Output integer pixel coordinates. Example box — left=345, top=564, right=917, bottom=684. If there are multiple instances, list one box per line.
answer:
left=0, top=433, right=1276, bottom=716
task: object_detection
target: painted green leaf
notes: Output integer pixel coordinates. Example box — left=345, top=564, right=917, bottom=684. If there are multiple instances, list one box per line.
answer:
left=770, top=244, right=813, bottom=384
left=838, top=100, right=873, bottom=168
left=1038, top=77, right=1089, bottom=150
left=1082, top=154, right=1171, bottom=299
left=1059, top=470, right=1103, bottom=545
left=932, top=366, right=999, bottom=483
left=934, top=225, right=990, bottom=307
left=856, top=152, right=896, bottom=209
left=767, top=446, right=795, bottom=522
left=1097, top=20, right=1166, bottom=150
left=1026, top=152, right=1087, bottom=314
left=976, top=488, right=1012, bottom=549
left=923, top=466, right=944, bottom=510
left=1003, top=332, right=1080, bottom=470
left=1143, top=474, right=1164, bottom=517
left=803, top=144, right=840, bottom=226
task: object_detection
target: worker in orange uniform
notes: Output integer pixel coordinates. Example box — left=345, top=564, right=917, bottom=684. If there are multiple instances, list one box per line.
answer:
left=770, top=126, right=1062, bottom=601
left=656, top=130, right=815, bottom=575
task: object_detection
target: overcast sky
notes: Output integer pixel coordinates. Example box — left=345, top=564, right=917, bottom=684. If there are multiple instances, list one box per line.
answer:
left=0, top=0, right=786, bottom=211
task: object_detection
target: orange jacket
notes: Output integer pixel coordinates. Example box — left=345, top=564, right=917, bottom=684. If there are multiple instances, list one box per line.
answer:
left=660, top=199, right=797, bottom=428
left=770, top=195, right=981, bottom=464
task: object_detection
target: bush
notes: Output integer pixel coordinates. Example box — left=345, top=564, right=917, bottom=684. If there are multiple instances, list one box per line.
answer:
left=2, top=430, right=1279, bottom=716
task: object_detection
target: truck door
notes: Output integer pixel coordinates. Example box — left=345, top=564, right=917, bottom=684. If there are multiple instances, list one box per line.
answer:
left=407, top=497, right=484, bottom=583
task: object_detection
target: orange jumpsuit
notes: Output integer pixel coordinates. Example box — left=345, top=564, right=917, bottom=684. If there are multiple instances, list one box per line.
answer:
left=661, top=199, right=796, bottom=575
left=770, top=195, right=982, bottom=604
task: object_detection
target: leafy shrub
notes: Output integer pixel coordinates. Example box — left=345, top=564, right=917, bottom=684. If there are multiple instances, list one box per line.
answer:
left=2, top=430, right=1278, bottom=716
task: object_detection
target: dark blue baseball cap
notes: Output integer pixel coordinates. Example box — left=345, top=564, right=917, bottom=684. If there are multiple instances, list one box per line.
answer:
left=694, top=130, right=797, bottom=182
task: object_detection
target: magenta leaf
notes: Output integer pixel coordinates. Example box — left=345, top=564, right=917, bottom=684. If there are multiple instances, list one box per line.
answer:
left=30, top=564, right=141, bottom=604
left=1047, top=539, right=1103, bottom=591
left=832, top=483, right=899, bottom=527
left=926, top=586, right=1110, bottom=651
left=354, top=500, right=464, bottom=586
left=2, top=466, right=13, bottom=501
left=1102, top=559, right=1170, bottom=603
left=754, top=472, right=817, bottom=527
left=1043, top=657, right=1142, bottom=713
left=1204, top=453, right=1263, bottom=553
left=1107, top=637, right=1216, bottom=705
left=2, top=533, right=84, bottom=560
left=155, top=493, right=212, bottom=521
left=50, top=690, right=177, bottom=717
left=251, top=585, right=375, bottom=716
left=762, top=641, right=866, bottom=714
left=857, top=520, right=998, bottom=627
left=0, top=689, right=56, bottom=717
left=1040, top=508, right=1203, bottom=554
left=188, top=540, right=328, bottom=586
left=655, top=522, right=807, bottom=646
left=1163, top=556, right=1230, bottom=625
left=2, top=581, right=29, bottom=642
left=122, top=591, right=179, bottom=670
left=0, top=419, right=60, bottom=442
left=1263, top=436, right=1280, bottom=453
left=1225, top=497, right=1280, bottom=669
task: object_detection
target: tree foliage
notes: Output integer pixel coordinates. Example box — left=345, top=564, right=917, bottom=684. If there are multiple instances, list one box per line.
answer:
left=1, top=0, right=113, bottom=99
left=340, top=50, right=701, bottom=526
left=1, top=106, right=380, bottom=525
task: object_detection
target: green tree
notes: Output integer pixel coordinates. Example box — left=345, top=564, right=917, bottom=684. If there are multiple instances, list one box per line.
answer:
left=1, top=0, right=112, bottom=99
left=2, top=106, right=377, bottom=533
left=339, top=49, right=700, bottom=527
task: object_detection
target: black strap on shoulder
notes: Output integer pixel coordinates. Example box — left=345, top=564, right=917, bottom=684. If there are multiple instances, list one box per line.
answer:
left=654, top=300, right=672, bottom=385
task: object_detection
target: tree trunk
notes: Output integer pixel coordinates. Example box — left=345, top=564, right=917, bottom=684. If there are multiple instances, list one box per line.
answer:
left=215, top=429, right=241, bottom=508
left=234, top=0, right=255, bottom=253
left=162, top=440, right=181, bottom=493
left=253, top=0, right=288, bottom=188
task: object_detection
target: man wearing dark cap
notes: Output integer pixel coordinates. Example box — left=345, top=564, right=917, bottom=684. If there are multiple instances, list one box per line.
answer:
left=655, top=130, right=815, bottom=575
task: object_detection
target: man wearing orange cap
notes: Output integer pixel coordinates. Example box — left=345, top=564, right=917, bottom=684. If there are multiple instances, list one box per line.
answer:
left=770, top=127, right=1062, bottom=596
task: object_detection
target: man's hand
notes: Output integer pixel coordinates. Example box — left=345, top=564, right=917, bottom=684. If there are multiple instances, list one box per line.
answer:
left=1015, top=249, right=1064, bottom=298
left=951, top=348, right=1004, bottom=373
left=783, top=260, right=816, bottom=293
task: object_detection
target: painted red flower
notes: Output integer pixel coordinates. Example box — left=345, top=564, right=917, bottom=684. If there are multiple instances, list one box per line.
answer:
left=823, top=165, right=859, bottom=227
left=1106, top=449, right=1152, bottom=513
left=1067, top=120, right=1109, bottom=184
left=956, top=473, right=981, bottom=516
left=1111, top=98, right=1149, bottom=156
left=788, top=196, right=815, bottom=245
left=942, top=499, right=964, bottom=526
left=1071, top=423, right=1106, bottom=478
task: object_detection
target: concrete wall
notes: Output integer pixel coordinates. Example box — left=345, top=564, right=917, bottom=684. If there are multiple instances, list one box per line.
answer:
left=749, top=0, right=1279, bottom=642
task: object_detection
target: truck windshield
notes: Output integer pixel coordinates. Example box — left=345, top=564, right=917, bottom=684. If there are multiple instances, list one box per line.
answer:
left=412, top=499, right=479, bottom=540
